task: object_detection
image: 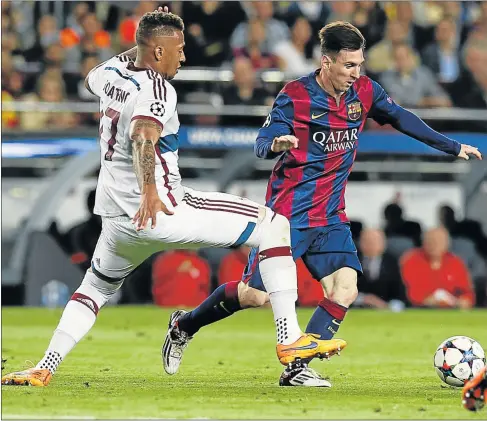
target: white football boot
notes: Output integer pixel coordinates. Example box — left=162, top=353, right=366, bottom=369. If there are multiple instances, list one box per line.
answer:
left=279, top=359, right=332, bottom=387
left=162, top=310, right=193, bottom=375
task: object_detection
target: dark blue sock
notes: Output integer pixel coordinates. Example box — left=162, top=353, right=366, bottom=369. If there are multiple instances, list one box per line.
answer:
left=177, top=281, right=241, bottom=336
left=305, top=297, right=348, bottom=339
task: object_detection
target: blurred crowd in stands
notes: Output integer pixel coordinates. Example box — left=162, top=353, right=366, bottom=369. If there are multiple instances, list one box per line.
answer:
left=2, top=1, right=487, bottom=131
left=47, top=189, right=487, bottom=310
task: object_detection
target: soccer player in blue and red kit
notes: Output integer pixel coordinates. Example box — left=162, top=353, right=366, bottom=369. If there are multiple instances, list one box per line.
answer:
left=163, top=21, right=482, bottom=387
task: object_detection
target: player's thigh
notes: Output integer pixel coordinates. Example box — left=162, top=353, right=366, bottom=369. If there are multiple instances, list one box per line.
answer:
left=302, top=223, right=362, bottom=298
left=147, top=188, right=266, bottom=248
left=92, top=216, right=147, bottom=281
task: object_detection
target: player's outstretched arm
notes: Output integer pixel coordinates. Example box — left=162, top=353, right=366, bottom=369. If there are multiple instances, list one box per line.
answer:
left=371, top=81, right=482, bottom=160
left=130, top=118, right=174, bottom=230
left=388, top=107, right=482, bottom=160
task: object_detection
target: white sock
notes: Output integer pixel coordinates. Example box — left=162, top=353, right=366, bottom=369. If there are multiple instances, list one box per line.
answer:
left=269, top=290, right=301, bottom=345
left=259, top=255, right=302, bottom=345
left=36, top=270, right=122, bottom=374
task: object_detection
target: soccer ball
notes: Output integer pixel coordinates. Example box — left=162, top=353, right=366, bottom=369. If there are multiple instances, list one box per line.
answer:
left=434, top=336, right=486, bottom=387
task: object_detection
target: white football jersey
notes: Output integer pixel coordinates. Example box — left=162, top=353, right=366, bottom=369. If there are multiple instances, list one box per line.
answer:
left=87, top=55, right=182, bottom=218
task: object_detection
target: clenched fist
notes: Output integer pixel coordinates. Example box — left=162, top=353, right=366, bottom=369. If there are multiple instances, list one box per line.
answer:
left=271, top=135, right=299, bottom=153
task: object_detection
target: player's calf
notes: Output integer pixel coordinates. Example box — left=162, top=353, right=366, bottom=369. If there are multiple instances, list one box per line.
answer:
left=238, top=282, right=268, bottom=308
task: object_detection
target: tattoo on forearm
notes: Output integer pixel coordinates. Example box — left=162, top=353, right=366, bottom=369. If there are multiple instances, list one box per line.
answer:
left=119, top=46, right=137, bottom=61
left=131, top=120, right=162, bottom=189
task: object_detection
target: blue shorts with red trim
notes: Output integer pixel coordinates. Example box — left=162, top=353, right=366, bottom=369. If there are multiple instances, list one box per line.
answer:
left=242, top=222, right=362, bottom=292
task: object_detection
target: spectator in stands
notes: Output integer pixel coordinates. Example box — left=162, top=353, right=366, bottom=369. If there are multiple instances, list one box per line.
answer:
left=438, top=204, right=487, bottom=258
left=325, top=1, right=356, bottom=25
left=422, top=18, right=462, bottom=85
left=395, top=1, right=434, bottom=51
left=351, top=1, right=387, bottom=49
left=2, top=70, right=24, bottom=99
left=383, top=203, right=422, bottom=247
left=285, top=2, right=329, bottom=35
left=222, top=56, right=273, bottom=126
left=152, top=250, right=211, bottom=307
left=233, top=18, right=281, bottom=70
left=357, top=228, right=407, bottom=309
left=230, top=1, right=290, bottom=55
left=43, top=42, right=66, bottom=70
left=273, top=16, right=316, bottom=77
left=67, top=189, right=101, bottom=271
left=400, top=227, right=475, bottom=308
left=2, top=31, right=22, bottom=60
left=466, top=1, right=487, bottom=44
left=181, top=1, right=246, bottom=67
left=453, top=43, right=487, bottom=117
left=118, top=1, right=157, bottom=51
left=441, top=1, right=470, bottom=46
left=20, top=73, right=78, bottom=130
left=367, top=20, right=409, bottom=75
left=24, top=15, right=59, bottom=63
left=65, top=2, right=90, bottom=37
left=63, top=13, right=112, bottom=73
left=218, top=245, right=251, bottom=286
left=380, top=43, right=452, bottom=108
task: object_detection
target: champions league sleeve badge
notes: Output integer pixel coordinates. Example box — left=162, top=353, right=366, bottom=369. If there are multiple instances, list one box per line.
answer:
left=347, top=101, right=362, bottom=121
left=150, top=102, right=165, bottom=117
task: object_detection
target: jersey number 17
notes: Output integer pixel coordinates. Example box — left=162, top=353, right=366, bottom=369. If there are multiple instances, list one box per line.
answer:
left=100, top=107, right=120, bottom=161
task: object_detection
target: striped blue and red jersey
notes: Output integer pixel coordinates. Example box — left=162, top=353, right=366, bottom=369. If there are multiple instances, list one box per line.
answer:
left=256, top=70, right=460, bottom=229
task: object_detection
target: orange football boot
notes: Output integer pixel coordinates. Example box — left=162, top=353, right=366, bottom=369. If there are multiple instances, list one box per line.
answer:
left=1, top=368, right=52, bottom=387
left=276, top=334, right=347, bottom=365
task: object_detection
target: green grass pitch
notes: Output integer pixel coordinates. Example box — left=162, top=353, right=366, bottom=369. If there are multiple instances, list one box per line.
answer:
left=2, top=306, right=486, bottom=419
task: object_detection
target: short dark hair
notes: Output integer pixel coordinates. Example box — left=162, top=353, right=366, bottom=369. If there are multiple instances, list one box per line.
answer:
left=136, top=11, right=184, bottom=45
left=319, top=21, right=365, bottom=58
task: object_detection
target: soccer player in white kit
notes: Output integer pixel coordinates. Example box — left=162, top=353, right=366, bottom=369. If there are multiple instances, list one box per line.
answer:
left=1, top=9, right=345, bottom=387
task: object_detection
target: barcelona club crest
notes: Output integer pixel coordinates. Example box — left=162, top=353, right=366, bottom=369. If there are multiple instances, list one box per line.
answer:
left=347, top=101, right=362, bottom=121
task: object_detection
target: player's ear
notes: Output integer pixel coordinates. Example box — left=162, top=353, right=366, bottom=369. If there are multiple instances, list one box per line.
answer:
left=322, top=55, right=332, bottom=70
left=154, top=45, right=164, bottom=61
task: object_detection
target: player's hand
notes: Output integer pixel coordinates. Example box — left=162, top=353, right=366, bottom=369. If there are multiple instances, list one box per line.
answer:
left=133, top=191, right=174, bottom=231
left=458, top=144, right=482, bottom=160
left=271, top=135, right=299, bottom=153
left=156, top=6, right=169, bottom=13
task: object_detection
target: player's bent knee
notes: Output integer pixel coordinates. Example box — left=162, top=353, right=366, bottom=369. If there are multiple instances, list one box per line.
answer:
left=238, top=282, right=269, bottom=308
left=77, top=269, right=124, bottom=309
left=259, top=211, right=291, bottom=250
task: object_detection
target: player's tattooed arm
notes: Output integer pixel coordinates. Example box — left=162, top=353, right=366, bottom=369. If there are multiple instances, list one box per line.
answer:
left=130, top=118, right=173, bottom=230
left=130, top=119, right=162, bottom=190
